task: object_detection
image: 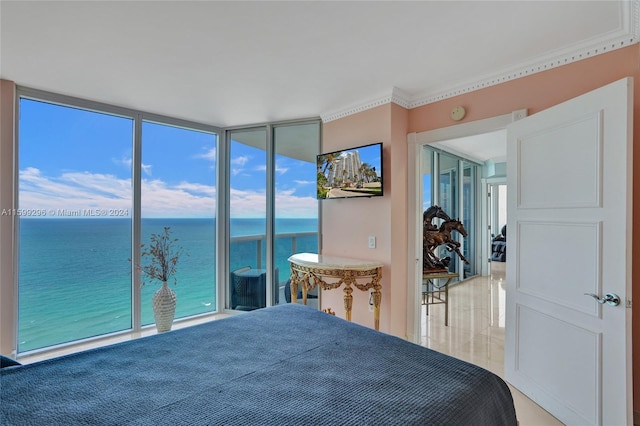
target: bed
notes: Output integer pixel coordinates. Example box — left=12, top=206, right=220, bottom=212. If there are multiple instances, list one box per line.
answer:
left=1, top=303, right=517, bottom=425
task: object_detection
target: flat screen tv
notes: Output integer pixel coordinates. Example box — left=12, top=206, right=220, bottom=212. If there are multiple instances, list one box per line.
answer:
left=317, top=142, right=383, bottom=199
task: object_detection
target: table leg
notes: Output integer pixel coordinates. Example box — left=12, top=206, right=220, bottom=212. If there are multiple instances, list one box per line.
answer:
left=343, top=285, right=353, bottom=322
left=445, top=279, right=449, bottom=326
left=425, top=280, right=431, bottom=316
left=289, top=265, right=298, bottom=304
left=372, top=288, right=382, bottom=331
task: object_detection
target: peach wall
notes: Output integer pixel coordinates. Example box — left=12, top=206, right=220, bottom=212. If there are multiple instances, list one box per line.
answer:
left=389, top=103, right=409, bottom=337
left=323, top=44, right=640, bottom=414
left=408, top=46, right=640, bottom=133
left=408, top=44, right=640, bottom=417
left=321, top=104, right=394, bottom=333
left=0, top=79, right=16, bottom=357
left=321, top=102, right=409, bottom=337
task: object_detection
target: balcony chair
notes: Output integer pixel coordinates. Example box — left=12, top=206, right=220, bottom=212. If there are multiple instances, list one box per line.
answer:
left=230, top=266, right=279, bottom=310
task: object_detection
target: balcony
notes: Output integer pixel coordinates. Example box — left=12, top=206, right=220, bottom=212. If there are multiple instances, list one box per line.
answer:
left=230, top=231, right=319, bottom=309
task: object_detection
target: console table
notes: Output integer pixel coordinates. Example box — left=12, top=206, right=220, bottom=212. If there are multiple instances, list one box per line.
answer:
left=288, top=253, right=383, bottom=330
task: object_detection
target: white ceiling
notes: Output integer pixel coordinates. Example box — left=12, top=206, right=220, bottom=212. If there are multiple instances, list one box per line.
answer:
left=0, top=1, right=637, bottom=129
left=431, top=129, right=507, bottom=163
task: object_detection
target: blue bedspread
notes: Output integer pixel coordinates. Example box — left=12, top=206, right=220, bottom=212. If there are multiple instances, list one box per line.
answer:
left=1, top=304, right=517, bottom=425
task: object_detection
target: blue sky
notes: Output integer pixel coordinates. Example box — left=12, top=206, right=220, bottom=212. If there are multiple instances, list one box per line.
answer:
left=18, top=99, right=318, bottom=218
left=320, top=143, right=382, bottom=178
left=354, top=144, right=382, bottom=176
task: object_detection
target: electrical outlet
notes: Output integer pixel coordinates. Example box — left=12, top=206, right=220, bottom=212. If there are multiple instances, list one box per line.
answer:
left=368, top=235, right=376, bottom=249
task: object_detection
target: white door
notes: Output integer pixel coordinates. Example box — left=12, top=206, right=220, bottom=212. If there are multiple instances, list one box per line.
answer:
left=505, top=77, right=633, bottom=426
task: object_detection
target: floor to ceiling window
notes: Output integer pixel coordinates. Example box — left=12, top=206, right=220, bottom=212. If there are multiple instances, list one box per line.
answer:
left=422, top=146, right=479, bottom=278
left=12, top=88, right=318, bottom=355
left=17, top=98, right=134, bottom=352
left=16, top=90, right=219, bottom=354
left=227, top=122, right=320, bottom=311
left=141, top=121, right=217, bottom=324
left=273, top=123, right=320, bottom=305
left=461, top=161, right=477, bottom=278
left=438, top=153, right=458, bottom=221
left=228, top=128, right=268, bottom=310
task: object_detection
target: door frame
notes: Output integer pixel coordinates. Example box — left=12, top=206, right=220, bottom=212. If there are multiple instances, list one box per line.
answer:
left=406, top=110, right=526, bottom=343
left=481, top=177, right=507, bottom=276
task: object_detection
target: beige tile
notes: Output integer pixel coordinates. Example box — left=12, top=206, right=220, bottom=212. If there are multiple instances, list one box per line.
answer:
left=420, top=262, right=565, bottom=426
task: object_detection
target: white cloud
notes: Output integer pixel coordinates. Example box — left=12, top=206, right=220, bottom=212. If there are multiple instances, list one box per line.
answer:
left=174, top=181, right=216, bottom=196
left=230, top=156, right=250, bottom=177
left=19, top=168, right=215, bottom=218
left=141, top=179, right=215, bottom=217
left=275, top=192, right=318, bottom=218
left=19, top=167, right=316, bottom=219
left=228, top=187, right=317, bottom=218
left=114, top=156, right=153, bottom=176
left=195, top=147, right=216, bottom=162
left=229, top=187, right=266, bottom=217
left=294, top=180, right=314, bottom=185
left=117, top=157, right=131, bottom=167
left=231, top=156, right=249, bottom=166
left=256, top=165, right=288, bottom=175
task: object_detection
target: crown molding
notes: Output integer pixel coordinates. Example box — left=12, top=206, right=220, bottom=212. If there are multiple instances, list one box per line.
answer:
left=322, top=0, right=639, bottom=123
left=390, top=87, right=412, bottom=109
left=409, top=0, right=639, bottom=109
left=321, top=87, right=411, bottom=123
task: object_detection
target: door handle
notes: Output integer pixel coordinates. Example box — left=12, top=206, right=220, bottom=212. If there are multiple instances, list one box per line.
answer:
left=584, top=292, right=621, bottom=306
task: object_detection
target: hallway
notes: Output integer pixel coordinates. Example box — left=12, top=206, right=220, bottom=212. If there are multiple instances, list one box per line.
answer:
left=420, top=262, right=564, bottom=426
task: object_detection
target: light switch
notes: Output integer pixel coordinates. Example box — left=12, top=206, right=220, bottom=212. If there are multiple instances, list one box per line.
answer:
left=368, top=235, right=376, bottom=249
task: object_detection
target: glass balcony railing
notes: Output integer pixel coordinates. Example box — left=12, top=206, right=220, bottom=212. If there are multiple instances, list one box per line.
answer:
left=229, top=231, right=319, bottom=308
left=230, top=231, right=318, bottom=280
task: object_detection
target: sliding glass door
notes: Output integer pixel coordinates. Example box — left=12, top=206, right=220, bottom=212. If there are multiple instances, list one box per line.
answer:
left=273, top=123, right=320, bottom=306
left=422, top=147, right=479, bottom=278
left=228, top=128, right=268, bottom=311
left=461, top=162, right=477, bottom=278
left=227, top=122, right=320, bottom=311
left=438, top=154, right=458, bottom=220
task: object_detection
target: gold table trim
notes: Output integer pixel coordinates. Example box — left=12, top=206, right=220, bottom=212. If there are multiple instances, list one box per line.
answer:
left=288, top=255, right=383, bottom=330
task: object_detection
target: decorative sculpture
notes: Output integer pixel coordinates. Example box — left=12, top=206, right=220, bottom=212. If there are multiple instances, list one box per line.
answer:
left=423, top=205, right=452, bottom=230
left=423, top=206, right=470, bottom=272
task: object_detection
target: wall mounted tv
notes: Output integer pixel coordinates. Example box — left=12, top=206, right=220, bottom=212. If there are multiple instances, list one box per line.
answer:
left=317, top=142, right=383, bottom=199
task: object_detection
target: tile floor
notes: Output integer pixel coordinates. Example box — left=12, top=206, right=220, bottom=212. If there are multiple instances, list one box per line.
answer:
left=420, top=262, right=564, bottom=426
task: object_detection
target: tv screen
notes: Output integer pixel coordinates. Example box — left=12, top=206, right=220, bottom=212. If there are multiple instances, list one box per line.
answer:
left=316, top=142, right=383, bottom=199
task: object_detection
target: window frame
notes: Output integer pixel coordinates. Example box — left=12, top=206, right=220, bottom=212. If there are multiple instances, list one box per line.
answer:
left=422, top=146, right=482, bottom=278
left=223, top=120, right=322, bottom=312
left=11, top=87, right=223, bottom=355
left=5, top=86, right=321, bottom=358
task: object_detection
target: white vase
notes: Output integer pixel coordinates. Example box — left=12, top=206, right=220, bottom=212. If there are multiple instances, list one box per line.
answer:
left=152, top=281, right=176, bottom=332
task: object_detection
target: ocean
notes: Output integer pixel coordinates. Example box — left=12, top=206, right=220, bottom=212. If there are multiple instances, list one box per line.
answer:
left=17, top=218, right=318, bottom=353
